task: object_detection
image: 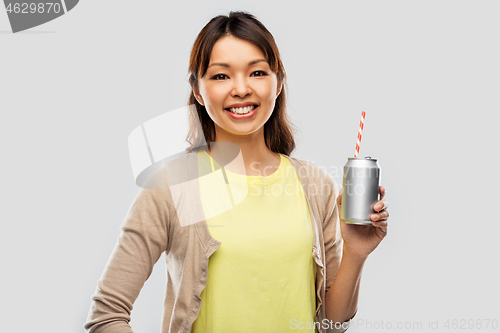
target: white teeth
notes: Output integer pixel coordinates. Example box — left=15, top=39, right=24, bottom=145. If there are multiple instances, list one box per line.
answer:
left=228, top=105, right=256, bottom=114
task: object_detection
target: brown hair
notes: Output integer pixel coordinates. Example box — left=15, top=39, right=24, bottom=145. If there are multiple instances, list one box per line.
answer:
left=185, top=11, right=297, bottom=156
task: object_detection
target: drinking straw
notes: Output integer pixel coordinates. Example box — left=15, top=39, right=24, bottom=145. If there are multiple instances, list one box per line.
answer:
left=354, top=111, right=366, bottom=158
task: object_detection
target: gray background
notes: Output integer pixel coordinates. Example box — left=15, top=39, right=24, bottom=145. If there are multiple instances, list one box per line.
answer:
left=1, top=1, right=499, bottom=332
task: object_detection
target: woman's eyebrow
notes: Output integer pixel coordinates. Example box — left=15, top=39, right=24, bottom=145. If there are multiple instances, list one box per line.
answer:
left=208, top=58, right=267, bottom=68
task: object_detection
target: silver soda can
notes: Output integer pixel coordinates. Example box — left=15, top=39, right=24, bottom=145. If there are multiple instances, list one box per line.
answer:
left=340, top=157, right=381, bottom=225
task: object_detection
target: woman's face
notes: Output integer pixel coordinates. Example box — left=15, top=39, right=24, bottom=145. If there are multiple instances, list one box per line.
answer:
left=193, top=35, right=282, bottom=139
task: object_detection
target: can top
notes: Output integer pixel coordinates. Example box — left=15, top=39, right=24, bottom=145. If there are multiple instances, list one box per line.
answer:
left=348, top=156, right=377, bottom=161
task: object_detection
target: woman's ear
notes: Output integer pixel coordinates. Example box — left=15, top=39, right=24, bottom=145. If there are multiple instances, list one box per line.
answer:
left=191, top=86, right=205, bottom=106
left=276, top=80, right=283, bottom=98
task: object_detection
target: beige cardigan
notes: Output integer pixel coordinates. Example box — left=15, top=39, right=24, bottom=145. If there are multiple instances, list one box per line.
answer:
left=84, top=149, right=354, bottom=333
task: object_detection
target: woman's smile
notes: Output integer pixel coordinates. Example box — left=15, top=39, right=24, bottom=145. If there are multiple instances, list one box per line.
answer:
left=224, top=102, right=260, bottom=118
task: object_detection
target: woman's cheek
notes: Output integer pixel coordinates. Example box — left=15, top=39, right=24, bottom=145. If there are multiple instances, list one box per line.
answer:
left=210, top=87, right=227, bottom=107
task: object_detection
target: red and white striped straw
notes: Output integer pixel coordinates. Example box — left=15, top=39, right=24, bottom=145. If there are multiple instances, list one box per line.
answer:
left=354, top=111, right=366, bottom=158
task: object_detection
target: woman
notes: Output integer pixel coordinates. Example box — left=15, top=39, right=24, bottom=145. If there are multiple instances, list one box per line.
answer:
left=84, top=11, right=389, bottom=333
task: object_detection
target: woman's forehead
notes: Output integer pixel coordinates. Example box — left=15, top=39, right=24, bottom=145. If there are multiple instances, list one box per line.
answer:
left=209, top=36, right=268, bottom=66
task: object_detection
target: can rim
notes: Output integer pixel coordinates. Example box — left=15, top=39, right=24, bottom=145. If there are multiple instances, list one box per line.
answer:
left=348, top=157, right=377, bottom=161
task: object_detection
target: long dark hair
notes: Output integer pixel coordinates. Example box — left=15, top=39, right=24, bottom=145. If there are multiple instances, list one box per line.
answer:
left=185, top=11, right=297, bottom=156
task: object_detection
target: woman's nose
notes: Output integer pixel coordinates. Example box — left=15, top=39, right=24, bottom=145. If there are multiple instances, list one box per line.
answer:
left=231, top=75, right=252, bottom=98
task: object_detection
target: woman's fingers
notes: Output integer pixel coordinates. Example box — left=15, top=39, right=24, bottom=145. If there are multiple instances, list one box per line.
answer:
left=339, top=186, right=390, bottom=222
left=374, top=199, right=389, bottom=212
left=372, top=186, right=389, bottom=225
left=372, top=220, right=388, bottom=236
left=379, top=186, right=386, bottom=200
left=371, top=209, right=389, bottom=221
left=371, top=188, right=389, bottom=231
left=371, top=220, right=388, bottom=228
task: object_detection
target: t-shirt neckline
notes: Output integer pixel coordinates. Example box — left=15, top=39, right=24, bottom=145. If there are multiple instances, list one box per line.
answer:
left=200, top=150, right=286, bottom=186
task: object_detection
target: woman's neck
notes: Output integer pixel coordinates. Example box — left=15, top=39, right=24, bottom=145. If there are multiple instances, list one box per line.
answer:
left=208, top=126, right=280, bottom=177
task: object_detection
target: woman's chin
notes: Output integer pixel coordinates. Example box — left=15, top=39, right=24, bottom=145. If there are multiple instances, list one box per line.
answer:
left=220, top=124, right=263, bottom=137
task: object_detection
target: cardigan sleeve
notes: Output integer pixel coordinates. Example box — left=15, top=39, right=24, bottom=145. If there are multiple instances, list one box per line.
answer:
left=322, top=174, right=356, bottom=333
left=84, top=167, right=171, bottom=333
left=323, top=174, right=343, bottom=293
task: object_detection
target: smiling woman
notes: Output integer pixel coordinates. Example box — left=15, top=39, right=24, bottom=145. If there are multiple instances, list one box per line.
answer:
left=84, top=10, right=390, bottom=333
left=192, top=35, right=283, bottom=161
left=186, top=12, right=295, bottom=165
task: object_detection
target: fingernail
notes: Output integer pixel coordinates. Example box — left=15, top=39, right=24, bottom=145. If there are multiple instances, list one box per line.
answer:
left=372, top=214, right=378, bottom=221
left=374, top=204, right=381, bottom=211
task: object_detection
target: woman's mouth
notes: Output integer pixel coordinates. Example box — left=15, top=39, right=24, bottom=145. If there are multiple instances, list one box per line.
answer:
left=224, top=105, right=259, bottom=119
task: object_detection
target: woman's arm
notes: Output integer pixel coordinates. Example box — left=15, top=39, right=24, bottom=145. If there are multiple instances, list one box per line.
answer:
left=323, top=184, right=389, bottom=329
left=325, top=246, right=365, bottom=324
left=84, top=168, right=171, bottom=333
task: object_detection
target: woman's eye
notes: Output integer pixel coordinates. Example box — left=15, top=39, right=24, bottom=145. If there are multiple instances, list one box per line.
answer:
left=251, top=71, right=268, bottom=77
left=211, top=74, right=228, bottom=80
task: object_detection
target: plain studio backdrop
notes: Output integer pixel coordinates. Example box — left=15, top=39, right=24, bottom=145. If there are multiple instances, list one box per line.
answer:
left=1, top=1, right=498, bottom=332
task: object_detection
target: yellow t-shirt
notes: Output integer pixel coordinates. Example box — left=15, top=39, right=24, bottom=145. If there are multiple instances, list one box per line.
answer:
left=192, top=150, right=317, bottom=332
